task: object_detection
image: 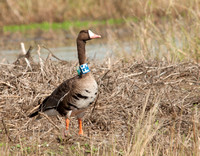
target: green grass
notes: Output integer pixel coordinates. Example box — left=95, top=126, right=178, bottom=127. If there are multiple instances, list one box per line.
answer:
left=2, top=17, right=137, bottom=33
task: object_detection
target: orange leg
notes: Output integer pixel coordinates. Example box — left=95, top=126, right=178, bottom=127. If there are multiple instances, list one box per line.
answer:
left=78, top=118, right=83, bottom=135
left=66, top=118, right=70, bottom=130
left=64, top=118, right=70, bottom=136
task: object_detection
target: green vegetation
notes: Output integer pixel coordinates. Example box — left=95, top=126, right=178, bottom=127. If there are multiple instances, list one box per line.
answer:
left=3, top=18, right=135, bottom=33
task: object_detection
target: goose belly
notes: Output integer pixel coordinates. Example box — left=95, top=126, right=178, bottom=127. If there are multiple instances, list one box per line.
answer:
left=72, top=81, right=98, bottom=109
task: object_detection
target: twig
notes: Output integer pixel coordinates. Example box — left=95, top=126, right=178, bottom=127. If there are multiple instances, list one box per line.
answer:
left=0, top=95, right=20, bottom=98
left=39, top=112, right=60, bottom=131
left=0, top=63, right=20, bottom=66
left=90, top=93, right=100, bottom=115
left=99, top=70, right=110, bottom=81
left=20, top=42, right=32, bottom=70
left=26, top=46, right=33, bottom=58
left=37, top=45, right=44, bottom=74
left=42, top=45, right=68, bottom=63
left=0, top=81, right=16, bottom=89
left=118, top=71, right=143, bottom=79
left=28, top=105, right=40, bottom=115
left=1, top=58, right=6, bottom=63
left=1, top=119, right=12, bottom=142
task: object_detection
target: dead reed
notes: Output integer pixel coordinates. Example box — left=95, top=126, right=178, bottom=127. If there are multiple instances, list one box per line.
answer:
left=1, top=0, right=199, bottom=26
left=0, top=51, right=200, bottom=155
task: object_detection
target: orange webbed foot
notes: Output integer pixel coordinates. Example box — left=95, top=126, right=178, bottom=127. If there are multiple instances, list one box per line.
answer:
left=64, top=129, right=70, bottom=137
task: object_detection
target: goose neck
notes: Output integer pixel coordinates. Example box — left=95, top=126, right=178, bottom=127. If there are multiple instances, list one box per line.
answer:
left=77, top=39, right=86, bottom=65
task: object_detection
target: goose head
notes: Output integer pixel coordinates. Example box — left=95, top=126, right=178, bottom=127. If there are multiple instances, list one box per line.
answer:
left=77, top=30, right=101, bottom=42
left=76, top=30, right=101, bottom=65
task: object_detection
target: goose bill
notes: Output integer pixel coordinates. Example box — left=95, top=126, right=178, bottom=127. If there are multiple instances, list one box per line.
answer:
left=88, top=30, right=101, bottom=39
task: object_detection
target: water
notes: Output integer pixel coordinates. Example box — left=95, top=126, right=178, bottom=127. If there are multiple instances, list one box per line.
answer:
left=0, top=43, right=113, bottom=63
left=0, top=38, right=181, bottom=63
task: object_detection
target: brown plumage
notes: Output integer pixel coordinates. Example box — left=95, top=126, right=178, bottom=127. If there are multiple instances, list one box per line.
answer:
left=28, top=30, right=101, bottom=135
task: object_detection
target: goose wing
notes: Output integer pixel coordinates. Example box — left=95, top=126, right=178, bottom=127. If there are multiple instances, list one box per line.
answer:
left=28, top=76, right=78, bottom=117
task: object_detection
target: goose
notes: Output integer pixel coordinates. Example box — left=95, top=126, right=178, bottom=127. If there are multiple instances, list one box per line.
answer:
left=28, top=30, right=101, bottom=135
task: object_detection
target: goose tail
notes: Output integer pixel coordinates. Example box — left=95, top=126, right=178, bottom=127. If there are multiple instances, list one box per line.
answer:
left=28, top=111, right=39, bottom=118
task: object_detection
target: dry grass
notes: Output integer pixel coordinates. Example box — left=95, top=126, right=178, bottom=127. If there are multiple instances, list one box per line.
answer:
left=1, top=1, right=200, bottom=155
left=0, top=0, right=200, bottom=25
left=0, top=50, right=200, bottom=155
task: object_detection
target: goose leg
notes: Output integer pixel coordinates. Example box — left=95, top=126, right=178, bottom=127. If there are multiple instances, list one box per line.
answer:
left=78, top=118, right=83, bottom=135
left=66, top=118, right=70, bottom=131
left=64, top=111, right=72, bottom=136
left=77, top=112, right=85, bottom=135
